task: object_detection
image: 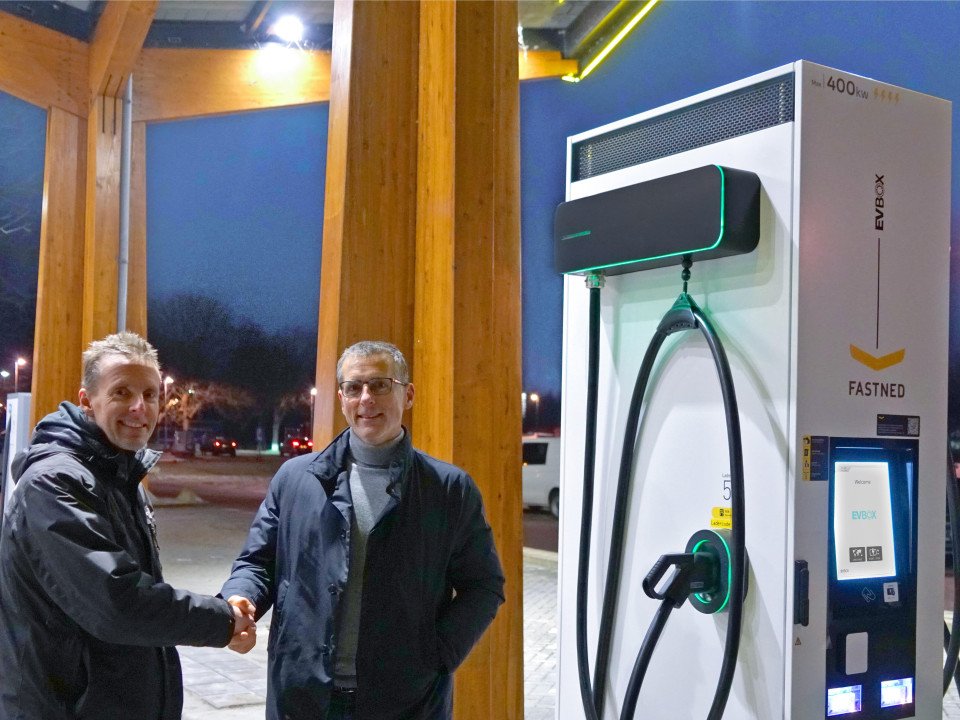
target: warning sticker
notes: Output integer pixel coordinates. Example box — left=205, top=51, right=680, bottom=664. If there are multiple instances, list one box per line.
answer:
left=802, top=435, right=829, bottom=481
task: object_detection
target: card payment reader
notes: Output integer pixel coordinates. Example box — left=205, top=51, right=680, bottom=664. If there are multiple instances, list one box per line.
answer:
left=827, top=439, right=918, bottom=718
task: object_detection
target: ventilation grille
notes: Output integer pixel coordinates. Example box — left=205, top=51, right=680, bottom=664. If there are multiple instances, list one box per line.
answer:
left=572, top=74, right=795, bottom=182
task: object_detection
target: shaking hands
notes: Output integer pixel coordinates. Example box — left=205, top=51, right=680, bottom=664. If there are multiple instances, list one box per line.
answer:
left=227, top=595, right=257, bottom=654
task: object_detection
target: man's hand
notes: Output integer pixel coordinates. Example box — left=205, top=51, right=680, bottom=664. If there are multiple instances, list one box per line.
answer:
left=227, top=595, right=257, bottom=654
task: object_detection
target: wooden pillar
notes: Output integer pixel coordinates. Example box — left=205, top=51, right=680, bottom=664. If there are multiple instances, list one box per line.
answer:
left=31, top=108, right=87, bottom=426
left=315, top=0, right=420, bottom=436
left=314, top=1, right=524, bottom=716
left=19, top=1, right=155, bottom=425
left=82, top=1, right=156, bottom=346
left=32, top=102, right=149, bottom=424
left=82, top=96, right=123, bottom=347
left=450, top=3, right=523, bottom=717
left=412, top=0, right=456, bottom=460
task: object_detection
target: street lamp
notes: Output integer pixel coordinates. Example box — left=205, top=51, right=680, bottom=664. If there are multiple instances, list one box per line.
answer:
left=529, top=393, right=540, bottom=431
left=309, top=387, right=317, bottom=436
left=163, top=376, right=174, bottom=447
left=14, top=358, right=27, bottom=394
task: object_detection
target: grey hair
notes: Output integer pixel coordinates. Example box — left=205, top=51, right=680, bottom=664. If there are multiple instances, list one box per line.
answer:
left=336, top=341, right=409, bottom=384
left=82, top=331, right=160, bottom=391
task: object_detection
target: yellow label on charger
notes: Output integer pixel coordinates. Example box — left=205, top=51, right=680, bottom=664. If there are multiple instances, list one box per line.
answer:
left=711, top=507, right=733, bottom=528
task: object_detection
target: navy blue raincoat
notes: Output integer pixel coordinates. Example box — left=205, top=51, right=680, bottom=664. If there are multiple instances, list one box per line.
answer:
left=221, top=428, right=505, bottom=720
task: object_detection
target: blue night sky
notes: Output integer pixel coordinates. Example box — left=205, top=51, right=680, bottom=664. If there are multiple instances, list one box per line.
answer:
left=144, top=1, right=960, bottom=402
left=3, top=1, right=960, bottom=405
left=147, top=104, right=329, bottom=334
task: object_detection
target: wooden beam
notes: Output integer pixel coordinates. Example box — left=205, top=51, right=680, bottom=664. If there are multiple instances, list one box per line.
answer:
left=131, top=46, right=570, bottom=123
left=0, top=9, right=87, bottom=116
left=88, top=0, right=158, bottom=101
left=241, top=0, right=272, bottom=35
left=0, top=4, right=571, bottom=123
left=133, top=47, right=333, bottom=123
left=32, top=108, right=87, bottom=427
left=519, top=49, right=578, bottom=80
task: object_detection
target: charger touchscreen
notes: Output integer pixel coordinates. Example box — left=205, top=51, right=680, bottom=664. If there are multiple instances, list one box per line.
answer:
left=833, top=461, right=896, bottom=581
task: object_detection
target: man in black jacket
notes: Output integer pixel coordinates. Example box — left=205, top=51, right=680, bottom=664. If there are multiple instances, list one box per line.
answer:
left=0, top=331, right=255, bottom=719
left=222, top=340, right=505, bottom=720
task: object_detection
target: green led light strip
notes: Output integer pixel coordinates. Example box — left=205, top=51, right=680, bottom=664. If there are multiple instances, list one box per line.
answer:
left=561, top=230, right=592, bottom=241
left=691, top=529, right=732, bottom=613
left=567, top=165, right=726, bottom=275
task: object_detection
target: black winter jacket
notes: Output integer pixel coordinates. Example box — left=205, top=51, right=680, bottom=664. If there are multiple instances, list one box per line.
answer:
left=0, top=403, right=236, bottom=720
left=221, top=428, right=505, bottom=720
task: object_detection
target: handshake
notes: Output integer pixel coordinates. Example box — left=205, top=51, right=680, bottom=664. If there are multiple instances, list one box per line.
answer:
left=226, top=596, right=258, bottom=654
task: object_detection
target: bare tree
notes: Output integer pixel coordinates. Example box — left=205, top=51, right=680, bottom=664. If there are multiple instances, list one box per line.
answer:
left=165, top=380, right=255, bottom=433
left=273, top=387, right=313, bottom=448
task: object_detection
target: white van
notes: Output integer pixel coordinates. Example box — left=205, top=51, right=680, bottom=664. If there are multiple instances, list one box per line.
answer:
left=522, top=434, right=561, bottom=517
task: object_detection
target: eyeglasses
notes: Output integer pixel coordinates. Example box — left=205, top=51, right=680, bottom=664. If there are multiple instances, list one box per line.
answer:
left=338, top=377, right=407, bottom=398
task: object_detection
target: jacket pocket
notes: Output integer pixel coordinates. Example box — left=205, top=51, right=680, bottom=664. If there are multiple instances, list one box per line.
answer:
left=38, top=618, right=86, bottom=709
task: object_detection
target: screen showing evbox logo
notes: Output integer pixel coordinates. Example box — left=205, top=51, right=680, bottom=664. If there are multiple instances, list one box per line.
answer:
left=834, top=461, right=897, bottom=581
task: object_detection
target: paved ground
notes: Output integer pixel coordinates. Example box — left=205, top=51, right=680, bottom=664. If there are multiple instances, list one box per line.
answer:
left=521, top=550, right=559, bottom=720
left=152, top=459, right=960, bottom=719
left=156, top=502, right=559, bottom=720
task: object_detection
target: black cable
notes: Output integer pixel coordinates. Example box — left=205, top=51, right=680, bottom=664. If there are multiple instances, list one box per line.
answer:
left=576, top=279, right=603, bottom=720
left=593, top=287, right=746, bottom=720
left=944, top=447, right=960, bottom=694
left=945, top=623, right=960, bottom=694
left=620, top=599, right=676, bottom=720
left=592, top=326, right=667, bottom=719
left=692, top=301, right=746, bottom=720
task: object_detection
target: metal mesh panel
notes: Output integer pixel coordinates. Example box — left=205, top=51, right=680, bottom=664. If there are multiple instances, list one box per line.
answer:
left=572, top=74, right=794, bottom=182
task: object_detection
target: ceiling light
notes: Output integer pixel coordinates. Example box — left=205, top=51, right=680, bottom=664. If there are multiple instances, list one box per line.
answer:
left=273, top=15, right=304, bottom=44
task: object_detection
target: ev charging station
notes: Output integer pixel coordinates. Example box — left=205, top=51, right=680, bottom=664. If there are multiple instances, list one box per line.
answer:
left=555, top=61, right=951, bottom=719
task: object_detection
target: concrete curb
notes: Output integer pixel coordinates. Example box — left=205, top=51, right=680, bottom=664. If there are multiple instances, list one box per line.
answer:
left=523, top=546, right=558, bottom=564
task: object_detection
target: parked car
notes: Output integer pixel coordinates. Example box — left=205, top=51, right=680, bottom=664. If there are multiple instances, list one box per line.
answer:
left=281, top=434, right=314, bottom=457
left=522, top=434, right=560, bottom=518
left=201, top=435, right=237, bottom=457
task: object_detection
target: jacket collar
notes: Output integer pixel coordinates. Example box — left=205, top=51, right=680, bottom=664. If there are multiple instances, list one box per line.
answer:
left=308, top=426, right=414, bottom=496
left=14, top=402, right=160, bottom=490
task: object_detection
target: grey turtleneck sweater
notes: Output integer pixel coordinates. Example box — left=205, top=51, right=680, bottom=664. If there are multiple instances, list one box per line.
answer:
left=333, top=429, right=404, bottom=687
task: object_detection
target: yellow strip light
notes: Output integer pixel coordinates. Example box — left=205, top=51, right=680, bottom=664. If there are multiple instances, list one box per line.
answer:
left=562, top=0, right=661, bottom=83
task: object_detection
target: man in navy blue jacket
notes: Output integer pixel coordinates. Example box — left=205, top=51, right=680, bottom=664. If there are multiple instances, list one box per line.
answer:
left=222, top=341, right=505, bottom=720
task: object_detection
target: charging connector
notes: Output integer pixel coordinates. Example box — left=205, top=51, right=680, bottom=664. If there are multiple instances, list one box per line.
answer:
left=642, top=550, right=721, bottom=609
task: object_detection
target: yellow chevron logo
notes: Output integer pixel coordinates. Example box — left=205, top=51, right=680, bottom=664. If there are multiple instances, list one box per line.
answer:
left=849, top=345, right=905, bottom=371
